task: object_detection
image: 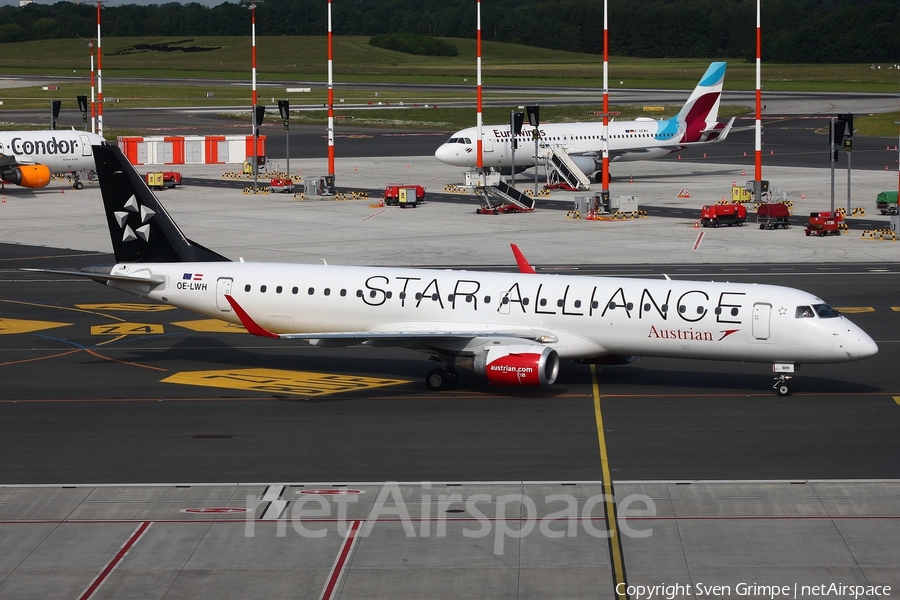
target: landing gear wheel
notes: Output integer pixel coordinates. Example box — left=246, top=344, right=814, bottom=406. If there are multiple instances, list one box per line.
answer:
left=773, top=374, right=793, bottom=397
left=73, top=181, right=84, bottom=190
left=426, top=368, right=454, bottom=391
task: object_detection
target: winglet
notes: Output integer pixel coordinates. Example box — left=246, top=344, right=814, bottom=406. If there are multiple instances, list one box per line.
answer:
left=224, top=295, right=279, bottom=338
left=510, top=244, right=537, bottom=274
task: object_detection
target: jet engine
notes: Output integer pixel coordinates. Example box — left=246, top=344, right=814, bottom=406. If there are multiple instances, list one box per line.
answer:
left=569, top=155, right=598, bottom=176
left=473, top=344, right=559, bottom=387
left=1, top=164, right=51, bottom=188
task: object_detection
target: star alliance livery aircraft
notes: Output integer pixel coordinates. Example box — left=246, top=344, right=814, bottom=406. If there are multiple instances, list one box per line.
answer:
left=0, top=130, right=105, bottom=189
left=30, top=145, right=877, bottom=396
left=435, top=62, right=737, bottom=182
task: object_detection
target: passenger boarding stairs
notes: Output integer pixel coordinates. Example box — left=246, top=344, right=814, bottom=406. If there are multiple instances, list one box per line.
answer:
left=544, top=145, right=591, bottom=191
left=474, top=181, right=536, bottom=213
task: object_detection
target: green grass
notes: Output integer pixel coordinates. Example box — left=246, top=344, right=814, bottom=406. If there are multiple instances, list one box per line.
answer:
left=854, top=111, right=900, bottom=137
left=1, top=36, right=898, bottom=135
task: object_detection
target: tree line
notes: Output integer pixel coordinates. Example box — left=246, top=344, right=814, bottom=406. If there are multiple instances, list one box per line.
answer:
left=0, top=0, right=897, bottom=63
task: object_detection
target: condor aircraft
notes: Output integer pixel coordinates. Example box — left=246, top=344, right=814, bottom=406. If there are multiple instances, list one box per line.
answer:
left=30, top=145, right=877, bottom=396
left=0, top=130, right=105, bottom=189
left=434, top=62, right=737, bottom=183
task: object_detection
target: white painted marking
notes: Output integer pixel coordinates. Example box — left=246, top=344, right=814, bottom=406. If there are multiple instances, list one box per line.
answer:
left=260, top=484, right=287, bottom=520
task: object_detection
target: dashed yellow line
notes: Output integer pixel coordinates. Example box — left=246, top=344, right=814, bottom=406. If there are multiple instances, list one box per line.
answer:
left=834, top=306, right=875, bottom=314
left=591, top=365, right=628, bottom=599
left=894, top=396, right=900, bottom=406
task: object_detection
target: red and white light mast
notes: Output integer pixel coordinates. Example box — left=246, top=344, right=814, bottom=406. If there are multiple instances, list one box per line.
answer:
left=475, top=0, right=483, bottom=174
left=95, top=0, right=103, bottom=138
left=601, top=0, right=609, bottom=193
left=327, top=0, right=335, bottom=180
left=89, top=40, right=96, bottom=134
left=753, top=0, right=762, bottom=201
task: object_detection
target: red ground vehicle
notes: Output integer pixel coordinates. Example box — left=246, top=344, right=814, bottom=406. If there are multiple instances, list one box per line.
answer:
left=383, top=184, right=425, bottom=207
left=805, top=211, right=843, bottom=236
left=269, top=177, right=293, bottom=193
left=756, top=203, right=791, bottom=229
left=700, top=204, right=747, bottom=227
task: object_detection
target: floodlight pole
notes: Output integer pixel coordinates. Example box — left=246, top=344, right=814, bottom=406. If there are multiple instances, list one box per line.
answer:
left=245, top=0, right=261, bottom=190
left=327, top=0, right=335, bottom=180
left=476, top=0, right=483, bottom=174
left=89, top=40, right=95, bottom=134
left=95, top=0, right=103, bottom=138
left=601, top=0, right=609, bottom=192
left=753, top=0, right=762, bottom=203
left=895, top=120, right=900, bottom=205
left=830, top=118, right=836, bottom=214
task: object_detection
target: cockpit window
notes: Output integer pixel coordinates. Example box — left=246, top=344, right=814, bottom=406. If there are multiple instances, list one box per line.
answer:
left=462, top=138, right=471, bottom=144
left=813, top=304, right=840, bottom=318
left=447, top=137, right=459, bottom=144
left=795, top=306, right=814, bottom=318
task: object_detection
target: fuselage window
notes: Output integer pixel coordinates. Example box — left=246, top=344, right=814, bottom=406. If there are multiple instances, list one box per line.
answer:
left=608, top=301, right=616, bottom=310
left=574, top=300, right=581, bottom=308
left=260, top=285, right=267, bottom=293
left=386, top=291, right=392, bottom=299
left=308, top=287, right=315, bottom=295
left=484, top=296, right=491, bottom=304
left=276, top=286, right=282, bottom=294
left=356, top=290, right=363, bottom=297
left=324, top=288, right=330, bottom=296
left=448, top=294, right=455, bottom=302
left=370, top=290, right=377, bottom=298
left=399, top=292, right=406, bottom=300
left=626, top=302, right=633, bottom=310
left=557, top=299, right=564, bottom=308
left=244, top=284, right=251, bottom=292
left=415, top=293, right=422, bottom=301
left=591, top=301, right=599, bottom=309
left=292, top=287, right=299, bottom=294
left=678, top=305, right=686, bottom=314
left=540, top=299, right=547, bottom=307
left=431, top=293, right=439, bottom=301
left=730, top=307, right=738, bottom=316
left=340, top=289, right=347, bottom=297
left=795, top=306, right=814, bottom=318
left=522, top=298, right=530, bottom=306
left=501, top=296, right=509, bottom=304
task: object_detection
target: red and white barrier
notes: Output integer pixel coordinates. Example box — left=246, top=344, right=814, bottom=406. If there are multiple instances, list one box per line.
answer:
left=117, top=135, right=266, bottom=166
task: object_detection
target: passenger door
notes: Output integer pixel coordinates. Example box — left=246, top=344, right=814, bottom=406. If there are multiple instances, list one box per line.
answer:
left=752, top=303, right=771, bottom=340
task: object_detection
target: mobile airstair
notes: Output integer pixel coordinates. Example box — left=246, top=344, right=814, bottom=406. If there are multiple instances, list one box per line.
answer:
left=545, top=145, right=592, bottom=191
left=474, top=181, right=536, bottom=214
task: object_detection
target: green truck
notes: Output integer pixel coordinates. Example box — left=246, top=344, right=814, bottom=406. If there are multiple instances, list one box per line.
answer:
left=876, top=191, right=899, bottom=215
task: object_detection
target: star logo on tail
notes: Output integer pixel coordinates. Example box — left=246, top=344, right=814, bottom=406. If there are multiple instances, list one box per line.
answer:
left=114, top=194, right=156, bottom=243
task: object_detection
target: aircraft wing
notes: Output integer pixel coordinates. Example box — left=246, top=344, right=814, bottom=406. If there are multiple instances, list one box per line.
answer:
left=21, top=267, right=166, bottom=285
left=224, top=294, right=558, bottom=346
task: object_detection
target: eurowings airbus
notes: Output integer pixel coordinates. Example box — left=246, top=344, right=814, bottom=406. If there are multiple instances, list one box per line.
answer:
left=434, top=62, right=736, bottom=182
left=31, top=145, right=877, bottom=396
left=0, top=130, right=105, bottom=189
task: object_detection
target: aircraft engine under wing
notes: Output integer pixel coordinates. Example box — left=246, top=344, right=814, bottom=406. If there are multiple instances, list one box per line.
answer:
left=569, top=155, right=597, bottom=175
left=0, top=160, right=51, bottom=188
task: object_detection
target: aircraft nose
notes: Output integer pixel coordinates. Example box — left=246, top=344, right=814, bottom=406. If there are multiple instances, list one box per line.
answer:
left=856, top=330, right=878, bottom=359
left=434, top=143, right=453, bottom=164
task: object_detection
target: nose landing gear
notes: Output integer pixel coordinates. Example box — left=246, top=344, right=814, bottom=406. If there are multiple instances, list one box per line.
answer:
left=772, top=363, right=795, bottom=396
left=773, top=374, right=792, bottom=396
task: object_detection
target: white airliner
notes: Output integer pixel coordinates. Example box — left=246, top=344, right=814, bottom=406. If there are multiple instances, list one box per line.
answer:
left=0, top=130, right=105, bottom=189
left=434, top=62, right=736, bottom=182
left=31, top=144, right=877, bottom=396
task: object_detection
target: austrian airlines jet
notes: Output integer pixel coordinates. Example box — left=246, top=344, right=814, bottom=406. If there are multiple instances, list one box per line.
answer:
left=434, top=62, right=736, bottom=182
left=32, top=145, right=878, bottom=397
left=0, top=130, right=105, bottom=189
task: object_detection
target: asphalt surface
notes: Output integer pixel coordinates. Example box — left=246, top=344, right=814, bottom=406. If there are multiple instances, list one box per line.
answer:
left=1, top=244, right=897, bottom=484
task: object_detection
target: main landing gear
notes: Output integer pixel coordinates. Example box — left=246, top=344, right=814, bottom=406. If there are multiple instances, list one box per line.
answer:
left=425, top=367, right=458, bottom=391
left=772, top=363, right=795, bottom=396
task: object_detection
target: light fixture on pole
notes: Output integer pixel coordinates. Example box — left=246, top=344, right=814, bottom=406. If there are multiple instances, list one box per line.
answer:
left=475, top=0, right=483, bottom=176
left=95, top=1, right=104, bottom=138
left=243, top=0, right=263, bottom=189
left=327, top=0, right=335, bottom=182
left=601, top=0, right=609, bottom=195
left=278, top=100, right=290, bottom=184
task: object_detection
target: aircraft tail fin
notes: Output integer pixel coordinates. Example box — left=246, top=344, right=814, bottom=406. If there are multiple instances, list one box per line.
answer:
left=93, top=144, right=230, bottom=264
left=674, top=62, right=726, bottom=142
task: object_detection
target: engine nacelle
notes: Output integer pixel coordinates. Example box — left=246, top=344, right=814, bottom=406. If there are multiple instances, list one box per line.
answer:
left=474, top=344, right=559, bottom=387
left=1, top=164, right=51, bottom=188
left=569, top=155, right=598, bottom=176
